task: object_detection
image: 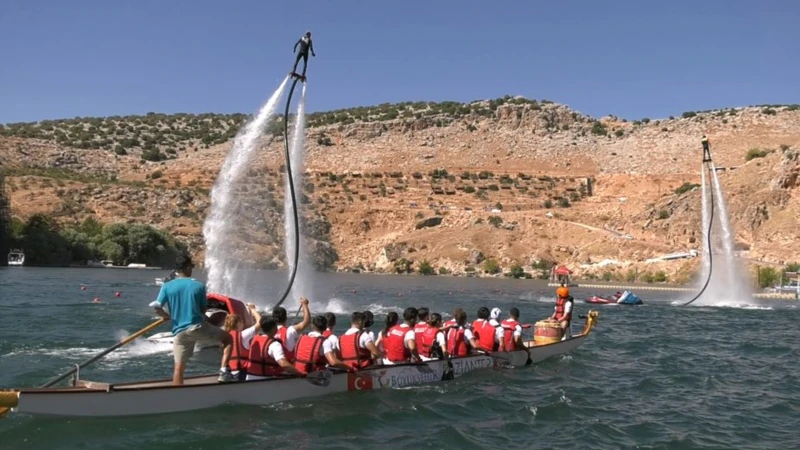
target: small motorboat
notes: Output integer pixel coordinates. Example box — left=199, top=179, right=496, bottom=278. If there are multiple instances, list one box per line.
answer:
left=585, top=290, right=643, bottom=305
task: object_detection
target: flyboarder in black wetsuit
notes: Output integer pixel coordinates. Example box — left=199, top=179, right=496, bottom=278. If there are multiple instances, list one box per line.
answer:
left=292, top=31, right=315, bottom=79
left=701, top=135, right=712, bottom=162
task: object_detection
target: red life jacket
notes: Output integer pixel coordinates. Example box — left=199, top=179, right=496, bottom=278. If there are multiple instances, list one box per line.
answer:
left=447, top=327, right=469, bottom=357
left=293, top=334, right=327, bottom=374
left=322, top=329, right=333, bottom=338
left=477, top=320, right=499, bottom=351
left=340, top=330, right=373, bottom=369
left=229, top=330, right=250, bottom=372
left=555, top=297, right=573, bottom=322
left=384, top=325, right=411, bottom=362
left=247, top=335, right=284, bottom=377
left=275, top=326, right=295, bottom=361
left=444, top=318, right=456, bottom=328
left=413, top=323, right=428, bottom=335
left=501, top=318, right=520, bottom=351
left=471, top=319, right=484, bottom=341
left=417, top=326, right=440, bottom=358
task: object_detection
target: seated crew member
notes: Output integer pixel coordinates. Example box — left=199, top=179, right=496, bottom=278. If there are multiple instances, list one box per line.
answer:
left=413, top=307, right=430, bottom=336
left=417, top=313, right=447, bottom=361
left=340, top=311, right=383, bottom=369
left=363, top=310, right=376, bottom=342
left=374, top=311, right=399, bottom=354
left=382, top=307, right=420, bottom=365
left=294, top=315, right=352, bottom=374
left=501, top=307, right=524, bottom=351
left=224, top=303, right=262, bottom=380
left=550, top=286, right=574, bottom=340
left=246, top=317, right=302, bottom=380
left=446, top=308, right=480, bottom=357
left=272, top=296, right=311, bottom=362
left=323, top=312, right=340, bottom=356
left=487, top=308, right=507, bottom=352
left=471, top=306, right=490, bottom=342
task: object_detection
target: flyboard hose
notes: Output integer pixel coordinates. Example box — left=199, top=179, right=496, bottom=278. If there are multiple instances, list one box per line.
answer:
left=273, top=76, right=302, bottom=309
left=682, top=162, right=715, bottom=306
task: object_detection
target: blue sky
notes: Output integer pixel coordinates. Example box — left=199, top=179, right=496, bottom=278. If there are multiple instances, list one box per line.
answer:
left=1, top=0, right=798, bottom=123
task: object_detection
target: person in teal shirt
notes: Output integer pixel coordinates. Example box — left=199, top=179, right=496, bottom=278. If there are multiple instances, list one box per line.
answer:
left=154, top=255, right=234, bottom=384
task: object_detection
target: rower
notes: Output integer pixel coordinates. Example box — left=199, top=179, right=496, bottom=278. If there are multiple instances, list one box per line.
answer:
left=487, top=308, right=506, bottom=352
left=374, top=311, right=398, bottom=355
left=323, top=312, right=340, bottom=356
left=293, top=316, right=352, bottom=374
left=473, top=307, right=503, bottom=352
left=446, top=308, right=480, bottom=357
left=224, top=303, right=262, bottom=381
left=363, top=310, right=376, bottom=343
left=501, top=307, right=524, bottom=351
left=413, top=307, right=430, bottom=335
left=382, top=307, right=421, bottom=365
left=272, top=296, right=311, bottom=362
left=550, top=286, right=574, bottom=340
left=246, top=317, right=302, bottom=380
left=417, top=313, right=447, bottom=361
left=340, top=311, right=382, bottom=369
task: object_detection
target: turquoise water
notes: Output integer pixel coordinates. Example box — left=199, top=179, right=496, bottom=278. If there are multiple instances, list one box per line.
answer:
left=0, top=268, right=798, bottom=449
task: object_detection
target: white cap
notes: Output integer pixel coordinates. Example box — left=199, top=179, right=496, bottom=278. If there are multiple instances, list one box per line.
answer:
left=490, top=307, right=502, bottom=320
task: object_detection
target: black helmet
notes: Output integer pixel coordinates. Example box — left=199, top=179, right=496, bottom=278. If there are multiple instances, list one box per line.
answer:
left=305, top=31, right=311, bottom=37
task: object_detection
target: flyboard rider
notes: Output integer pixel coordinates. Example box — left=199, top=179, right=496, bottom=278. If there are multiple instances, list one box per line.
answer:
left=291, top=31, right=315, bottom=79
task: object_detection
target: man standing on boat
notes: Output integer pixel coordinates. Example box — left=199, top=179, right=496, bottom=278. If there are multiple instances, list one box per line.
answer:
left=153, top=255, right=235, bottom=384
left=272, top=298, right=311, bottom=361
left=550, top=286, right=574, bottom=340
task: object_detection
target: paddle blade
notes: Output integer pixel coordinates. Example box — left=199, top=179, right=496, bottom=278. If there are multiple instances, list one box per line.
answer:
left=414, top=363, right=435, bottom=374
left=304, top=370, right=332, bottom=387
left=0, top=407, right=10, bottom=419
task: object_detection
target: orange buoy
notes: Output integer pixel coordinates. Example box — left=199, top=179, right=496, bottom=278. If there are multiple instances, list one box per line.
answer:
left=533, top=320, right=563, bottom=345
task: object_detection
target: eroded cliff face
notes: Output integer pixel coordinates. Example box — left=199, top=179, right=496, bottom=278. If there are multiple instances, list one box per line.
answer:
left=2, top=101, right=799, bottom=280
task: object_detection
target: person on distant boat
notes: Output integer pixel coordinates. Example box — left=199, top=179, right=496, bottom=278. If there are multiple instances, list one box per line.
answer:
left=224, top=304, right=262, bottom=381
left=292, top=31, right=315, bottom=77
left=374, top=311, right=399, bottom=356
left=501, top=307, right=525, bottom=351
left=417, top=313, right=448, bottom=361
left=247, top=317, right=303, bottom=380
left=701, top=135, right=712, bottom=162
left=272, top=297, right=311, bottom=362
left=382, top=307, right=421, bottom=364
left=446, top=308, right=480, bottom=357
left=153, top=255, right=235, bottom=384
left=293, top=315, right=352, bottom=374
left=413, top=307, right=430, bottom=336
left=340, top=311, right=383, bottom=369
left=550, top=286, right=574, bottom=340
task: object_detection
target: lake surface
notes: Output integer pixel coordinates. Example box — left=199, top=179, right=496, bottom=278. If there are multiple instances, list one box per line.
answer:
left=0, top=267, right=798, bottom=449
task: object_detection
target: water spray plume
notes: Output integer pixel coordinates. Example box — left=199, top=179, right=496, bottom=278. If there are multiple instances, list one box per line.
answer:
left=203, top=77, right=290, bottom=296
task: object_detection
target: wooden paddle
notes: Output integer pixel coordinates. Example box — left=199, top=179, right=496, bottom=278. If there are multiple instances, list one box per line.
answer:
left=304, top=369, right=333, bottom=387
left=0, top=318, right=167, bottom=418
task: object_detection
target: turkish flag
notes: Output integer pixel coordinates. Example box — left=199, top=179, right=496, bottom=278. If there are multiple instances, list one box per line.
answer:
left=347, top=372, right=373, bottom=391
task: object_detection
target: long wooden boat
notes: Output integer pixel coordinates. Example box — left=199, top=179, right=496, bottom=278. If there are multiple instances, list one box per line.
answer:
left=0, top=313, right=598, bottom=418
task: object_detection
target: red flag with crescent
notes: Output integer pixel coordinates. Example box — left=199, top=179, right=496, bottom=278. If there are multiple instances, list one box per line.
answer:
left=347, top=372, right=373, bottom=391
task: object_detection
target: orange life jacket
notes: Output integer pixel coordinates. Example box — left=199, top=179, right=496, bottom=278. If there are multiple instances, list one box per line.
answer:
left=275, top=325, right=295, bottom=361
left=339, top=330, right=373, bottom=369
left=384, top=325, right=411, bottom=362
left=293, top=334, right=327, bottom=374
left=229, top=330, right=250, bottom=372
left=447, top=326, right=469, bottom=357
left=501, top=318, right=521, bottom=351
left=477, top=320, right=500, bottom=351
left=247, top=335, right=284, bottom=377
left=555, top=297, right=573, bottom=322
left=417, top=326, right=440, bottom=358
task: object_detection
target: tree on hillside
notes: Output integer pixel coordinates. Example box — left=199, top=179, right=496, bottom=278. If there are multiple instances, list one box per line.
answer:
left=20, top=214, right=72, bottom=266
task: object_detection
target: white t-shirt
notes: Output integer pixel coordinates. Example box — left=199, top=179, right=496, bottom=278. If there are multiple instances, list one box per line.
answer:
left=326, top=333, right=340, bottom=352
left=420, top=331, right=446, bottom=361
left=344, top=327, right=374, bottom=349
left=245, top=340, right=285, bottom=380
left=240, top=325, right=257, bottom=350
left=275, top=325, right=299, bottom=350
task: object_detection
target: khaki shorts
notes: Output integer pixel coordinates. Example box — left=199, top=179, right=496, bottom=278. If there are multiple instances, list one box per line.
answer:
left=173, top=322, right=228, bottom=364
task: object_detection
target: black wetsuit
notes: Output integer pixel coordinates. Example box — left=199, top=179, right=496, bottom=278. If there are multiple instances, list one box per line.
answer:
left=292, top=36, right=315, bottom=76
left=702, top=138, right=711, bottom=162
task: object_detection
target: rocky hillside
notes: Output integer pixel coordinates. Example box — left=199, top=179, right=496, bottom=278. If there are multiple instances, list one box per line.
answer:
left=1, top=97, right=799, bottom=282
